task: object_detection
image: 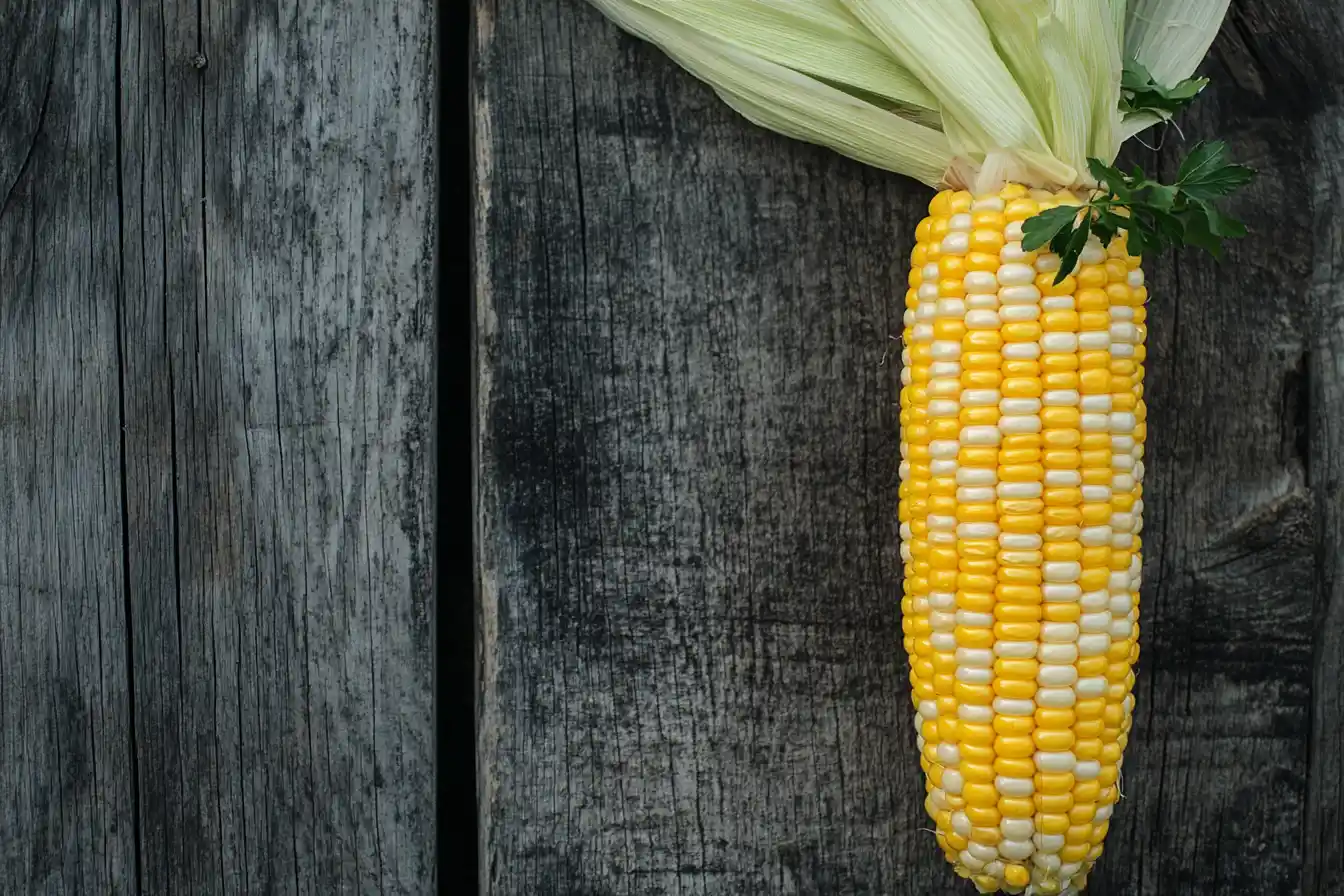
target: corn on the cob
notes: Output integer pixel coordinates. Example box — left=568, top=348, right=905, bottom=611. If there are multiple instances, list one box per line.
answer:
left=899, top=185, right=1146, bottom=895
left=580, top=2, right=1249, bottom=891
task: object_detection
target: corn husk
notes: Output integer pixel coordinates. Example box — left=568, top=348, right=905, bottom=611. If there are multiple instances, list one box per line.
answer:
left=585, top=0, right=1233, bottom=191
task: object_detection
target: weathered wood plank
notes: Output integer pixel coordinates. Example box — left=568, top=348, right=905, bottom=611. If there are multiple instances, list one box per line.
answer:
left=1308, top=110, right=1344, bottom=895
left=1085, top=5, right=1339, bottom=890
left=1087, top=105, right=1316, bottom=896
left=1304, top=4, right=1344, bottom=890
left=0, top=1, right=137, bottom=891
left=475, top=0, right=1344, bottom=894
left=475, top=1, right=955, bottom=893
left=116, top=1, right=437, bottom=893
left=3, top=1, right=436, bottom=891
left=1189, top=6, right=1344, bottom=895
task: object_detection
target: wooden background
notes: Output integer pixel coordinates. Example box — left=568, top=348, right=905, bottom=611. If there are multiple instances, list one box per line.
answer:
left=473, top=0, right=1344, bottom=894
left=0, top=1, right=436, bottom=893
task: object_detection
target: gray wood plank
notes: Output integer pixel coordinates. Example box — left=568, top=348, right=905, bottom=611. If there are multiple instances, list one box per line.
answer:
left=474, top=0, right=1344, bottom=894
left=1087, top=5, right=1342, bottom=890
left=1087, top=103, right=1316, bottom=896
left=1308, top=107, right=1344, bottom=895
left=1185, top=6, right=1344, bottom=894
left=0, top=1, right=138, bottom=891
left=475, top=1, right=955, bottom=893
left=118, top=1, right=437, bottom=892
left=1303, top=4, right=1344, bottom=891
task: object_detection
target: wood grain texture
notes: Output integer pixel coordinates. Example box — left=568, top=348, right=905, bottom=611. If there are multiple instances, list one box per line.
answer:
left=0, top=2, right=137, bottom=891
left=2, top=0, right=436, bottom=891
left=118, top=1, right=437, bottom=892
left=1304, top=6, right=1344, bottom=890
left=473, top=0, right=1344, bottom=894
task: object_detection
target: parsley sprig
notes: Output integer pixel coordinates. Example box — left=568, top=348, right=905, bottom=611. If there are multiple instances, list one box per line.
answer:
left=1119, top=59, right=1208, bottom=119
left=1021, top=140, right=1255, bottom=284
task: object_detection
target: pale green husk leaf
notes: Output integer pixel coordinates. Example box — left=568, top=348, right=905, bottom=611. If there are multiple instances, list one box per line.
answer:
left=620, top=0, right=940, bottom=120
left=587, top=0, right=953, bottom=185
left=836, top=0, right=1042, bottom=153
left=1052, top=0, right=1125, bottom=163
left=585, top=0, right=1233, bottom=192
left=1125, top=0, right=1232, bottom=87
left=1120, top=110, right=1167, bottom=141
left=970, top=0, right=1058, bottom=148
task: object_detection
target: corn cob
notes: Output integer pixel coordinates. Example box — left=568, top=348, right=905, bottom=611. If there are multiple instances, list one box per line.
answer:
left=579, top=2, right=1249, bottom=892
left=899, top=185, right=1146, bottom=895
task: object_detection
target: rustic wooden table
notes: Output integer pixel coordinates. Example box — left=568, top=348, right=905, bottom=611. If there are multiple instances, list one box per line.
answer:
left=1, top=2, right=436, bottom=892
left=473, top=1, right=1343, bottom=894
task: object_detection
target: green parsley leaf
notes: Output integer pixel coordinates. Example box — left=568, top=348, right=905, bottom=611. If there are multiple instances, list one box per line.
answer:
left=1021, top=205, right=1079, bottom=253
left=1179, top=207, right=1222, bottom=257
left=1176, top=139, right=1229, bottom=183
left=1087, top=159, right=1130, bottom=202
left=1092, top=209, right=1128, bottom=246
left=1146, top=183, right=1178, bottom=211
left=1119, top=59, right=1208, bottom=119
left=1125, top=225, right=1147, bottom=257
left=1148, top=206, right=1186, bottom=248
left=1200, top=201, right=1248, bottom=239
left=1176, top=139, right=1256, bottom=200
left=1020, top=140, right=1256, bottom=282
left=1054, top=215, right=1092, bottom=285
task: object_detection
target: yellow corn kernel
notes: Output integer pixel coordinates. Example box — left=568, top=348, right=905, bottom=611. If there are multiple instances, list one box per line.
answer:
left=995, top=603, right=1040, bottom=623
left=1041, top=603, right=1081, bottom=624
left=1042, top=542, right=1083, bottom=562
left=1076, top=265, right=1108, bottom=289
left=999, top=447, right=1042, bottom=465
left=1001, top=359, right=1040, bottom=378
left=1004, top=198, right=1039, bottom=220
left=964, top=783, right=999, bottom=806
left=995, top=756, right=1035, bottom=778
left=1040, top=273, right=1076, bottom=295
left=1002, top=321, right=1043, bottom=342
left=1073, top=780, right=1101, bottom=804
left=1033, top=729, right=1076, bottom=751
left=939, top=278, right=967, bottom=298
left=993, top=715, right=1035, bottom=737
left=1038, top=814, right=1070, bottom=836
left=1036, top=772, right=1074, bottom=794
left=1074, top=739, right=1102, bottom=761
left=995, top=736, right=1035, bottom=759
left=965, top=806, right=1001, bottom=827
left=963, top=763, right=996, bottom=783
left=1004, top=865, right=1031, bottom=888
left=1035, top=792, right=1074, bottom=814
left=1041, top=354, right=1079, bottom=374
left=967, top=251, right=1000, bottom=271
left=970, top=825, right=1002, bottom=846
left=971, top=231, right=1006, bottom=253
left=1061, top=843, right=1091, bottom=864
